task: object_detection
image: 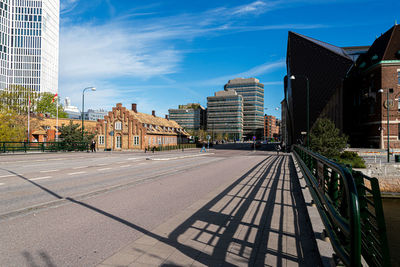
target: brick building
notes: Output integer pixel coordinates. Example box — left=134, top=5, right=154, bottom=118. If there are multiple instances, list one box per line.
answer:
left=345, top=25, right=400, bottom=149
left=264, top=115, right=280, bottom=139
left=96, top=103, right=188, bottom=151
left=284, top=25, right=400, bottom=149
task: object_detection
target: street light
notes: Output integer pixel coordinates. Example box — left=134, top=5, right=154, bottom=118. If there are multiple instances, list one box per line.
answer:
left=378, top=88, right=393, bottom=163
left=81, top=87, right=96, bottom=140
left=290, top=75, right=310, bottom=149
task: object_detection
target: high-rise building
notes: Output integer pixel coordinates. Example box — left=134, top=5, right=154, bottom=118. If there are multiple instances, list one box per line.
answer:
left=168, top=103, right=206, bottom=131
left=0, top=0, right=59, bottom=102
left=207, top=90, right=243, bottom=140
left=224, top=78, right=264, bottom=139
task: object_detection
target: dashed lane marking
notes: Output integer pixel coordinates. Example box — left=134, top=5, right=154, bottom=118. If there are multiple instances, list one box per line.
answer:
left=40, top=170, right=59, bottom=173
left=73, top=166, right=88, bottom=169
left=120, top=165, right=131, bottom=168
left=0, top=174, right=15, bottom=178
left=0, top=183, right=4, bottom=186
left=68, top=171, right=86, bottom=175
left=98, top=168, right=112, bottom=171
left=30, top=176, right=52, bottom=181
left=96, top=163, right=107, bottom=166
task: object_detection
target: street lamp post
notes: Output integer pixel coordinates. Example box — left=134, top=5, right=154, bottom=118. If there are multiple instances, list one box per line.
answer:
left=81, top=87, right=96, bottom=140
left=378, top=88, right=393, bottom=163
left=290, top=75, right=310, bottom=149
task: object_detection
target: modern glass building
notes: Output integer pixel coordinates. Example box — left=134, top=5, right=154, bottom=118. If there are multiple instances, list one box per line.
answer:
left=168, top=103, right=206, bottom=131
left=224, top=78, right=264, bottom=138
left=0, top=0, right=59, bottom=102
left=207, top=90, right=243, bottom=140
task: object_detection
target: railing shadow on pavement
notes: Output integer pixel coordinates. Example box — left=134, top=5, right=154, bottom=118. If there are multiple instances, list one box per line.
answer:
left=4, top=154, right=321, bottom=266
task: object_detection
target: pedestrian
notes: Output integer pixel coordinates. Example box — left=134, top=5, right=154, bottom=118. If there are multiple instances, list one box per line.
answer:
left=276, top=143, right=281, bottom=155
left=91, top=140, right=96, bottom=152
left=152, top=146, right=155, bottom=153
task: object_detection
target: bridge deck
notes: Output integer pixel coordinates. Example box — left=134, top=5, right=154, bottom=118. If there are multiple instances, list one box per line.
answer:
left=99, top=154, right=323, bottom=267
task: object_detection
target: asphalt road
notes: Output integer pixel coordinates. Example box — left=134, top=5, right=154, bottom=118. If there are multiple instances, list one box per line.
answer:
left=0, top=145, right=279, bottom=266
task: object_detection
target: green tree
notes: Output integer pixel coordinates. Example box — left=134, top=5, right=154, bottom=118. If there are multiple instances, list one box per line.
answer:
left=59, top=121, right=95, bottom=150
left=36, top=93, right=68, bottom=118
left=309, top=118, right=348, bottom=158
left=0, top=109, right=26, bottom=141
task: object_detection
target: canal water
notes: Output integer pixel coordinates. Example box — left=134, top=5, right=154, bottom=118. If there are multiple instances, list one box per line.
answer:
left=383, top=198, right=400, bottom=267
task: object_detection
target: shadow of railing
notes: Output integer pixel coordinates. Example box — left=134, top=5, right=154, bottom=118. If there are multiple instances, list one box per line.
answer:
left=5, top=154, right=320, bottom=266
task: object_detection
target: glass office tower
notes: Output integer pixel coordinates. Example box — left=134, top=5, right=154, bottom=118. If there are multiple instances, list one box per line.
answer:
left=0, top=0, right=59, bottom=100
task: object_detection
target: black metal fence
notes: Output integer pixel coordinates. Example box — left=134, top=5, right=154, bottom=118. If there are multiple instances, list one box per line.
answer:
left=0, top=141, right=89, bottom=153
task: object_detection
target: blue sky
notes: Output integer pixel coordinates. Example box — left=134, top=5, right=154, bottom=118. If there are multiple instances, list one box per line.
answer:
left=59, top=0, right=399, bottom=119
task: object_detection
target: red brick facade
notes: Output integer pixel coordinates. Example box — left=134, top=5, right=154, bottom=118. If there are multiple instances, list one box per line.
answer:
left=96, top=103, right=188, bottom=151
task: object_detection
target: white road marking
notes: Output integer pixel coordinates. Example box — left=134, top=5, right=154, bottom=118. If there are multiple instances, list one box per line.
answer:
left=96, top=163, right=107, bottom=166
left=0, top=174, right=15, bottom=178
left=50, top=158, right=64, bottom=161
left=73, top=166, right=88, bottom=169
left=68, top=171, right=86, bottom=175
left=120, top=165, right=131, bottom=168
left=137, top=163, right=146, bottom=165
left=98, top=168, right=111, bottom=171
left=127, top=158, right=138, bottom=160
left=30, top=176, right=52, bottom=181
left=40, top=170, right=59, bottom=173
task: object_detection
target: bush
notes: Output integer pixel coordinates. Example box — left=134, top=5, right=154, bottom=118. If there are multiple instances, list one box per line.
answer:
left=336, top=151, right=366, bottom=168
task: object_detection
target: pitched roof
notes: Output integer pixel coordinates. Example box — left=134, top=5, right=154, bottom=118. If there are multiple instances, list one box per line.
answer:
left=290, top=32, right=352, bottom=60
left=129, top=111, right=181, bottom=128
left=353, top=25, right=400, bottom=70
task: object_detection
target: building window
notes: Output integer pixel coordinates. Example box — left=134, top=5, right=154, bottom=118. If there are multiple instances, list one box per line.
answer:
left=398, top=71, right=400, bottom=85
left=116, top=136, right=121, bottom=148
left=98, top=135, right=104, bottom=145
left=115, top=121, right=122, bottom=130
left=134, top=136, right=140, bottom=145
left=398, top=124, right=400, bottom=140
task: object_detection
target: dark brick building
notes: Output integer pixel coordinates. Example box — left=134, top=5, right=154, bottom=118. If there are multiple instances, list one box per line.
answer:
left=284, top=31, right=356, bottom=145
left=283, top=25, right=400, bottom=149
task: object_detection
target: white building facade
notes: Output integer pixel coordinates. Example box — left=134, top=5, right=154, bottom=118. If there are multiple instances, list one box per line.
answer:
left=0, top=0, right=59, bottom=97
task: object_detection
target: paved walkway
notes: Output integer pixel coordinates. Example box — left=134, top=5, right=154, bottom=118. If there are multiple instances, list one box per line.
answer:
left=98, top=154, right=321, bottom=267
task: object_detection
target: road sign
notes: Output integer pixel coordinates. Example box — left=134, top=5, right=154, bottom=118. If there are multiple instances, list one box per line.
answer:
left=253, top=136, right=256, bottom=140
left=109, top=131, right=114, bottom=136
left=207, top=135, right=211, bottom=140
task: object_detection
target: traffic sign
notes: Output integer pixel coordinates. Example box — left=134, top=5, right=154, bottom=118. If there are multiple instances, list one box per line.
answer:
left=109, top=131, right=114, bottom=136
left=253, top=136, right=256, bottom=140
left=207, top=135, right=211, bottom=140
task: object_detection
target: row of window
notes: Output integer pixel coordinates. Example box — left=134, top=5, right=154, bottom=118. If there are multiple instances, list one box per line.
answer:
left=98, top=135, right=141, bottom=147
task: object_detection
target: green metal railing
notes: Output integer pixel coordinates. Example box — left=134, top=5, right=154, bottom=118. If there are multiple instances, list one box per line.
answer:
left=293, top=145, right=390, bottom=267
left=146, top=143, right=197, bottom=152
left=0, top=141, right=89, bottom=153
left=353, top=171, right=391, bottom=267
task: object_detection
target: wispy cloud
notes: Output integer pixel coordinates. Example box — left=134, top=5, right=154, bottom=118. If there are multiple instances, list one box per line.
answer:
left=201, top=60, right=286, bottom=86
left=59, top=1, right=326, bottom=111
left=60, top=0, right=79, bottom=14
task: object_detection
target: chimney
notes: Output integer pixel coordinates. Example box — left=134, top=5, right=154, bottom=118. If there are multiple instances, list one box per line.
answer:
left=152, top=110, right=156, bottom=117
left=165, top=115, right=169, bottom=120
left=132, top=103, right=137, bottom=113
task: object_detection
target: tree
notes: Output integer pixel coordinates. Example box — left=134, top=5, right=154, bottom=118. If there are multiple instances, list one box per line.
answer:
left=59, top=121, right=95, bottom=147
left=0, top=109, right=26, bottom=141
left=36, top=92, right=68, bottom=118
left=309, top=118, right=348, bottom=158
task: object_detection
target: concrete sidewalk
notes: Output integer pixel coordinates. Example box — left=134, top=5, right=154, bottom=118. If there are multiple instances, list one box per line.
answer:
left=98, top=154, right=322, bottom=267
